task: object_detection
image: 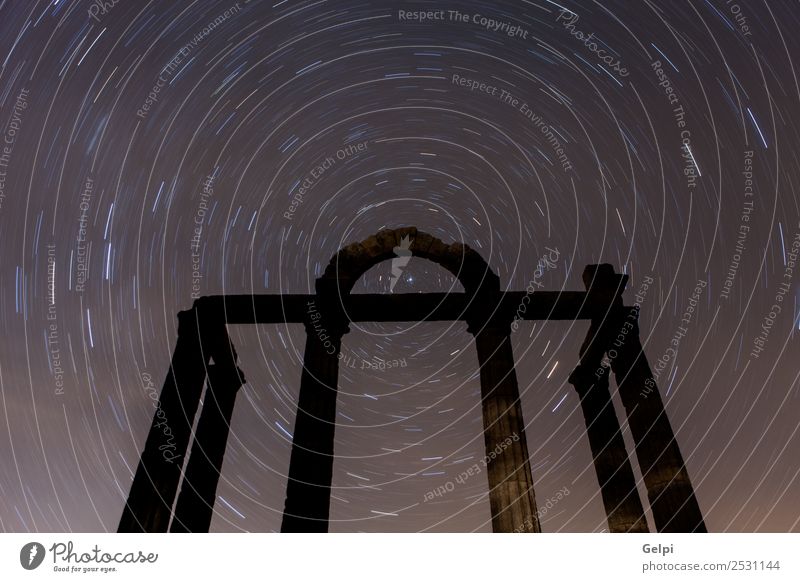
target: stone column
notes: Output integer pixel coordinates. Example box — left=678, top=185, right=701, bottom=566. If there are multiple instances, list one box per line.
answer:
left=610, top=307, right=706, bottom=532
left=569, top=364, right=648, bottom=532
left=573, top=264, right=648, bottom=532
left=470, top=317, right=540, bottom=533
left=280, top=296, right=349, bottom=532
left=170, top=335, right=245, bottom=533
left=118, top=307, right=210, bottom=532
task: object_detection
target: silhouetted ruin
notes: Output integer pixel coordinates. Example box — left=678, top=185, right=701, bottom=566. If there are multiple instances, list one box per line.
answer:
left=119, top=227, right=706, bottom=533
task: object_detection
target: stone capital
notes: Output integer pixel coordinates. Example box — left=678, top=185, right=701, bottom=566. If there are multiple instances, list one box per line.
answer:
left=206, top=363, right=246, bottom=391
left=464, top=289, right=514, bottom=336
left=568, top=363, right=609, bottom=396
left=466, top=315, right=513, bottom=337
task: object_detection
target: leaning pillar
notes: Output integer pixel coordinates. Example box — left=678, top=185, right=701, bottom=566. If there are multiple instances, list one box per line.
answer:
left=569, top=363, right=648, bottom=532
left=280, top=295, right=348, bottom=532
left=610, top=307, right=706, bottom=532
left=573, top=264, right=648, bottom=532
left=118, top=306, right=210, bottom=532
left=469, top=316, right=540, bottom=533
left=170, top=335, right=245, bottom=532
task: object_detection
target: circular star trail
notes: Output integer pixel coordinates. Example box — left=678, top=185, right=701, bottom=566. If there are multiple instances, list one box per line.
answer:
left=1, top=0, right=799, bottom=533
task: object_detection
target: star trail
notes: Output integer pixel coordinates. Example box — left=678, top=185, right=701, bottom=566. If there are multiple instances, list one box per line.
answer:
left=0, top=0, right=799, bottom=534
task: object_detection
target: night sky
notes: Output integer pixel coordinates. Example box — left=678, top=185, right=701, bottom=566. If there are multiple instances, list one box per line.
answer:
left=1, top=0, right=799, bottom=533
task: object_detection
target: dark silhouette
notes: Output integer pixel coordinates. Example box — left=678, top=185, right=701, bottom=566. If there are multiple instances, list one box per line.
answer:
left=118, top=227, right=706, bottom=533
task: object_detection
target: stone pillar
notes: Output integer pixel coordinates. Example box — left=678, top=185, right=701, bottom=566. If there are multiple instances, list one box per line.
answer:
left=280, top=296, right=348, bottom=532
left=170, top=335, right=245, bottom=533
left=470, top=317, right=540, bottom=533
left=118, top=307, right=210, bottom=532
left=610, top=307, right=706, bottom=532
left=573, top=264, right=648, bottom=532
left=569, top=364, right=648, bottom=532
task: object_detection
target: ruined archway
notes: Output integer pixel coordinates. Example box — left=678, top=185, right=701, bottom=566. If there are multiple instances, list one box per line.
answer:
left=283, top=228, right=537, bottom=533
left=118, top=228, right=706, bottom=534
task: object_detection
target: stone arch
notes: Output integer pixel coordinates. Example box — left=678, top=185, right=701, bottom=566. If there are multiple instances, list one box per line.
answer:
left=318, top=227, right=499, bottom=297
left=285, top=227, right=540, bottom=535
